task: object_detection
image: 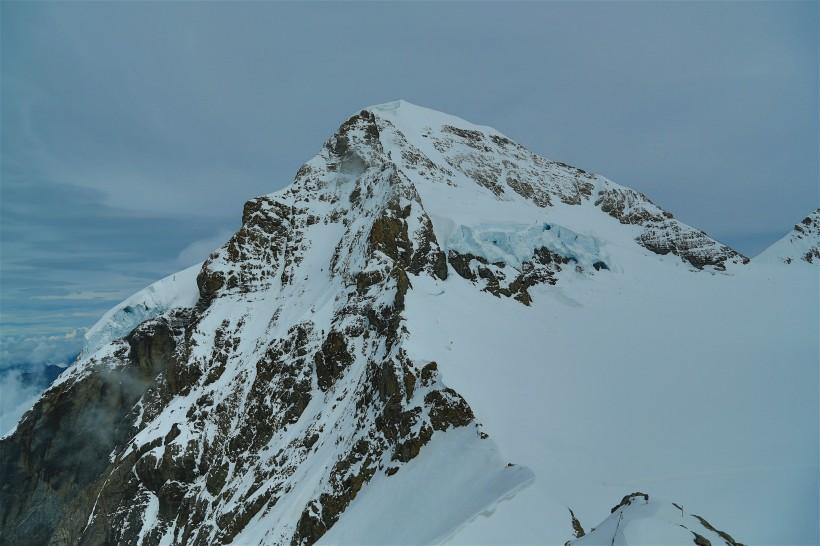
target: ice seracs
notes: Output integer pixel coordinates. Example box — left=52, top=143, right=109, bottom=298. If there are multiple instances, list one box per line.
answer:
left=82, top=263, right=202, bottom=357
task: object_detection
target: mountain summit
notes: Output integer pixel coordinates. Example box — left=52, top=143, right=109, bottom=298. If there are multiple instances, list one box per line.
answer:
left=757, top=208, right=820, bottom=265
left=1, top=102, right=816, bottom=546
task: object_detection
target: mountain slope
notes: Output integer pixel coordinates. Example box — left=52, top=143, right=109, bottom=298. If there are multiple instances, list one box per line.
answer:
left=568, top=493, right=747, bottom=546
left=80, top=263, right=202, bottom=358
left=756, top=209, right=820, bottom=265
left=1, top=101, right=815, bottom=546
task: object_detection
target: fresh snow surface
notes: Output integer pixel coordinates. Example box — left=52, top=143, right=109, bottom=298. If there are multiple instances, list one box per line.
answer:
left=756, top=209, right=820, bottom=266
left=82, top=263, right=201, bottom=356
left=570, top=496, right=739, bottom=546
left=315, top=427, right=534, bottom=545
left=404, top=260, right=817, bottom=546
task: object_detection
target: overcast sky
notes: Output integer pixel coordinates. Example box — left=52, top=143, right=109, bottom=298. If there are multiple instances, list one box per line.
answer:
left=1, top=1, right=817, bottom=366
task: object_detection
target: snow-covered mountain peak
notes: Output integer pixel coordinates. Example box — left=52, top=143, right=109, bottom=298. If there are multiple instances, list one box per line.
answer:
left=82, top=102, right=751, bottom=364
left=757, top=208, right=820, bottom=265
left=268, top=103, right=747, bottom=281
left=5, top=103, right=814, bottom=546
left=570, top=493, right=746, bottom=546
left=368, top=99, right=497, bottom=133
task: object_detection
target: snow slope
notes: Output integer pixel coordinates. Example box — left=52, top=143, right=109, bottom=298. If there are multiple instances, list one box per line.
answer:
left=313, top=427, right=534, bottom=546
left=82, top=262, right=202, bottom=356
left=756, top=209, right=820, bottom=265
left=569, top=493, right=747, bottom=546
left=2, top=101, right=816, bottom=546
left=404, top=252, right=817, bottom=546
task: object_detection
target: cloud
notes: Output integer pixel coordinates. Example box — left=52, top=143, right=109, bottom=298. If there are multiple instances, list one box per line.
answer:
left=36, top=290, right=130, bottom=301
left=0, top=329, right=85, bottom=369
left=0, top=171, right=233, bottom=367
left=0, top=368, right=42, bottom=437
left=176, top=228, right=234, bottom=267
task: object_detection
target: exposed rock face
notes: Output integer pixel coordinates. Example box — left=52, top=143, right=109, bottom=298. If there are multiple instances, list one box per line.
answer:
left=0, top=107, right=485, bottom=546
left=756, top=208, right=820, bottom=265
left=0, top=101, right=750, bottom=546
left=793, top=210, right=820, bottom=263
left=425, top=124, right=595, bottom=206
left=609, top=491, right=649, bottom=513
left=595, top=186, right=748, bottom=270
left=0, top=313, right=187, bottom=546
left=568, top=508, right=585, bottom=539
left=448, top=246, right=574, bottom=305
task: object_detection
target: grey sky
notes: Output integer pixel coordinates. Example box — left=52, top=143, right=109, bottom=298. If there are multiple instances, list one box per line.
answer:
left=1, top=1, right=817, bottom=365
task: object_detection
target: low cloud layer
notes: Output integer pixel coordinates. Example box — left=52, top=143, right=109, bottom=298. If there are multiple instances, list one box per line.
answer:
left=0, top=329, right=84, bottom=369
left=176, top=229, right=234, bottom=268
left=0, top=369, right=44, bottom=436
